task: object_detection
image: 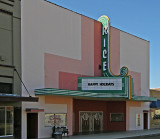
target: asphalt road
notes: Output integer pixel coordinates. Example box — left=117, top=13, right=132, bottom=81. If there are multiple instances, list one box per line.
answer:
left=126, top=134, right=160, bottom=139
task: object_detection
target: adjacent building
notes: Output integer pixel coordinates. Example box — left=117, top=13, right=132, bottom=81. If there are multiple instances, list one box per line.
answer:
left=0, top=0, right=38, bottom=139
left=150, top=88, right=160, bottom=129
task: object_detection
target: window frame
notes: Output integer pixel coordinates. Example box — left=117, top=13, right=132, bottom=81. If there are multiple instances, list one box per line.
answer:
left=0, top=106, right=14, bottom=137
left=44, top=113, right=67, bottom=127
left=110, top=113, right=124, bottom=122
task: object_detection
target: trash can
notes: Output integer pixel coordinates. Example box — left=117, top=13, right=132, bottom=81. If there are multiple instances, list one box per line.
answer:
left=54, top=131, right=62, bottom=139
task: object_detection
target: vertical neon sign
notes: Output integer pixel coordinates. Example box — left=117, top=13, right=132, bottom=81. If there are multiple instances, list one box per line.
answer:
left=98, top=15, right=132, bottom=99
left=98, top=15, right=129, bottom=77
left=98, top=15, right=112, bottom=77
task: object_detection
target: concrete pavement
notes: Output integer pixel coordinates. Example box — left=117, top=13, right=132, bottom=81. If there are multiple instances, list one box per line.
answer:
left=45, top=129, right=160, bottom=139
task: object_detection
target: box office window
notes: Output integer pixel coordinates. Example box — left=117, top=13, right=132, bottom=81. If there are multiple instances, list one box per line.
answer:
left=0, top=107, right=13, bottom=137
left=110, top=113, right=124, bottom=122
left=45, top=113, right=67, bottom=127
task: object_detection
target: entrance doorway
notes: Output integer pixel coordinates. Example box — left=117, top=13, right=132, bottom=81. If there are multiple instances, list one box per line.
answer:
left=27, top=113, right=38, bottom=138
left=79, top=112, right=103, bottom=133
left=143, top=113, right=148, bottom=129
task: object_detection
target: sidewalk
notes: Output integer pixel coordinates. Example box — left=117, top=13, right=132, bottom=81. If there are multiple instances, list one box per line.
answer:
left=45, top=129, right=160, bottom=139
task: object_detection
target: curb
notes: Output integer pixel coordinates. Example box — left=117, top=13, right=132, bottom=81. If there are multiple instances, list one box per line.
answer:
left=119, top=133, right=160, bottom=138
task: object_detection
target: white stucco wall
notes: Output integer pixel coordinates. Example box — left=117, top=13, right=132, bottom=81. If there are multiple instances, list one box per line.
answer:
left=120, top=31, right=150, bottom=97
left=21, top=0, right=81, bottom=95
left=21, top=0, right=81, bottom=138
left=22, top=96, right=67, bottom=139
left=120, top=32, right=150, bottom=130
left=127, top=102, right=150, bottom=130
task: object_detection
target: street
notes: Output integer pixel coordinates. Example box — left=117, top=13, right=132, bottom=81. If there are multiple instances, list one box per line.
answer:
left=127, top=135, right=160, bottom=139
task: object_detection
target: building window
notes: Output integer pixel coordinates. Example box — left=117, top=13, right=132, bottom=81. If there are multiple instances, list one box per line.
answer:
left=136, top=113, right=141, bottom=126
left=0, top=107, right=13, bottom=137
left=110, top=113, right=124, bottom=122
left=45, top=113, right=67, bottom=127
left=0, top=83, right=12, bottom=94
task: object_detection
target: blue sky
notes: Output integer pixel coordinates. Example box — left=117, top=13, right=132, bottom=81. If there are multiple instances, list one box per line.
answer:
left=48, top=0, right=160, bottom=89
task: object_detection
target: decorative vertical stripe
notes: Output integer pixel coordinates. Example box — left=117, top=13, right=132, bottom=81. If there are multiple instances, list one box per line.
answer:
left=94, top=20, right=102, bottom=77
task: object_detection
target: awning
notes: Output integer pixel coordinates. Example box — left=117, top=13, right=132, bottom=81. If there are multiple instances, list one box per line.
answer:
left=0, top=94, right=38, bottom=102
left=35, top=88, right=130, bottom=101
left=35, top=88, right=156, bottom=102
left=150, top=99, right=160, bottom=108
left=26, top=108, right=44, bottom=112
left=131, top=96, right=157, bottom=102
left=143, top=110, right=152, bottom=112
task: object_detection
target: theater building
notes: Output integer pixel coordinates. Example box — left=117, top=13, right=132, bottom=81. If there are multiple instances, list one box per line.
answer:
left=21, top=0, right=156, bottom=138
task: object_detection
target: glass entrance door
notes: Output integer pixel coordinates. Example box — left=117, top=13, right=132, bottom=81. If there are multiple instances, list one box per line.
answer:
left=79, top=112, right=103, bottom=133
left=81, top=113, right=89, bottom=132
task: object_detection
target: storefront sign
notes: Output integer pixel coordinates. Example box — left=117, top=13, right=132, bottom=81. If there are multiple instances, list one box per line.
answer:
left=98, top=15, right=112, bottom=77
left=45, top=113, right=66, bottom=127
left=81, top=78, right=122, bottom=90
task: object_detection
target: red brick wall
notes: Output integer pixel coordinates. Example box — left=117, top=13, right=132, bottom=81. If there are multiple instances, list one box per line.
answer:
left=106, top=101, right=126, bottom=131
left=73, top=99, right=126, bottom=133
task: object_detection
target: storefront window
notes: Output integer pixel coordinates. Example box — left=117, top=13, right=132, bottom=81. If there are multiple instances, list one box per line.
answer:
left=0, top=107, right=5, bottom=136
left=0, top=107, right=13, bottom=137
left=136, top=114, right=141, bottom=126
left=45, top=113, right=67, bottom=127
left=110, top=113, right=124, bottom=122
left=6, top=107, right=13, bottom=135
left=150, top=109, right=160, bottom=128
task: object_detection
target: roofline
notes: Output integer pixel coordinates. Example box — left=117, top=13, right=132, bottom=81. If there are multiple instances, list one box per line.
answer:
left=111, top=26, right=149, bottom=42
left=44, top=0, right=96, bottom=21
left=150, top=88, right=160, bottom=91
left=44, top=0, right=149, bottom=42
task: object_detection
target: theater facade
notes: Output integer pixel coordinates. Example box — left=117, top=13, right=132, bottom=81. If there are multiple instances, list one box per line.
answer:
left=21, top=0, right=156, bottom=138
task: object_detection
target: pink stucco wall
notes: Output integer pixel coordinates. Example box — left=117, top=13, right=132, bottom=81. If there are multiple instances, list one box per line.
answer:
left=94, top=20, right=102, bottom=76
left=129, top=71, right=141, bottom=96
left=45, top=96, right=73, bottom=135
left=44, top=15, right=95, bottom=135
left=44, top=16, right=94, bottom=89
left=126, top=101, right=141, bottom=130
left=110, top=27, right=120, bottom=75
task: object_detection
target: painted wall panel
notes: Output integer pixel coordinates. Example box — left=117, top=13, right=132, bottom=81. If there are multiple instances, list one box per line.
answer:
left=129, top=71, right=141, bottom=96
left=21, top=0, right=81, bottom=95
left=45, top=96, right=73, bottom=136
left=110, top=27, right=120, bottom=75
left=120, top=31, right=149, bottom=96
left=45, top=16, right=94, bottom=88
left=126, top=101, right=150, bottom=130
left=94, top=21, right=101, bottom=76
left=0, top=12, right=12, bottom=65
left=106, top=101, right=126, bottom=131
